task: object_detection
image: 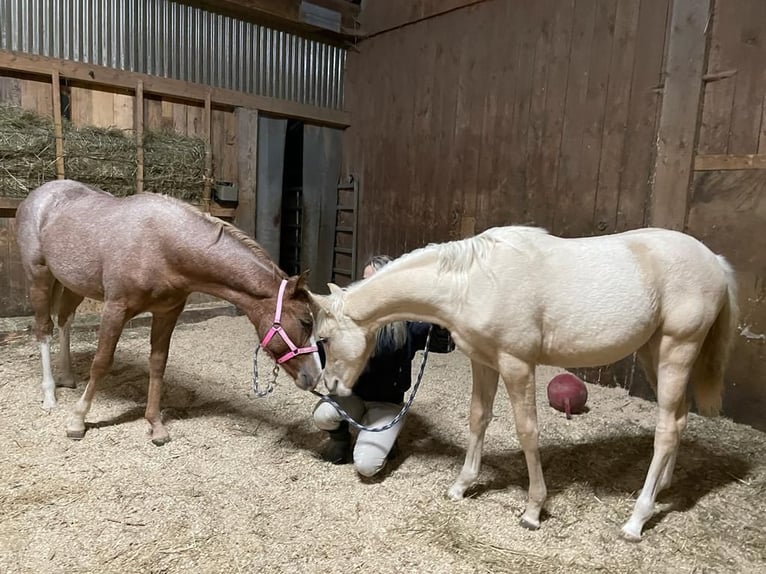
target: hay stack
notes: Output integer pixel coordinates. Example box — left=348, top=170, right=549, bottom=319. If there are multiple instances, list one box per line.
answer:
left=63, top=125, right=137, bottom=197
left=0, top=106, right=57, bottom=196
left=0, top=105, right=206, bottom=202
left=143, top=130, right=205, bottom=201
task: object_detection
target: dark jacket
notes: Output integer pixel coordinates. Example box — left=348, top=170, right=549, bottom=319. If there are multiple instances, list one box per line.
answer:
left=318, top=323, right=454, bottom=404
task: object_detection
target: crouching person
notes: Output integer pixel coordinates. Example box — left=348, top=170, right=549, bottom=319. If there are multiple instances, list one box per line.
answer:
left=312, top=255, right=455, bottom=477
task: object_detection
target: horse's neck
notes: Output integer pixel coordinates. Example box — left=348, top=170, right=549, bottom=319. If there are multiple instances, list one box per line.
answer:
left=180, top=230, right=282, bottom=309
left=346, top=253, right=448, bottom=329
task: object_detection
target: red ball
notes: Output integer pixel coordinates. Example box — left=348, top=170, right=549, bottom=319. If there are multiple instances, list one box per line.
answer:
left=547, top=373, right=588, bottom=419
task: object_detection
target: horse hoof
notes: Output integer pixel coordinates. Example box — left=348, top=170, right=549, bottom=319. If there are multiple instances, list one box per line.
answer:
left=620, top=526, right=642, bottom=543
left=151, top=435, right=171, bottom=446
left=446, top=486, right=465, bottom=501
left=41, top=400, right=57, bottom=411
left=66, top=428, right=86, bottom=440
left=520, top=516, right=540, bottom=531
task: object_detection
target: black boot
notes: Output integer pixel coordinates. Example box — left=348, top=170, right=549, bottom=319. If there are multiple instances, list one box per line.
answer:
left=322, top=421, right=351, bottom=465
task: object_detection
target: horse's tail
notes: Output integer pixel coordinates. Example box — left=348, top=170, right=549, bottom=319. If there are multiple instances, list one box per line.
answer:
left=691, top=255, right=739, bottom=416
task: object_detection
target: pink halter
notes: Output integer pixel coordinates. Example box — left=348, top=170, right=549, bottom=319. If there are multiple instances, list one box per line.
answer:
left=260, top=279, right=318, bottom=364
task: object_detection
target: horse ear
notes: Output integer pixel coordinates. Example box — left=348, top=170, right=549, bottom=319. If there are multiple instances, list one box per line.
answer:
left=328, top=283, right=343, bottom=296
left=308, top=291, right=332, bottom=315
left=296, top=270, right=310, bottom=290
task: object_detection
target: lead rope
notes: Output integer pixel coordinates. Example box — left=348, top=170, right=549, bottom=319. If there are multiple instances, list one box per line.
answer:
left=309, top=326, right=432, bottom=433
left=252, top=342, right=280, bottom=398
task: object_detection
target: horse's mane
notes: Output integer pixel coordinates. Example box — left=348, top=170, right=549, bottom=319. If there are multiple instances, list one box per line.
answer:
left=420, top=225, right=549, bottom=275
left=153, top=193, right=285, bottom=278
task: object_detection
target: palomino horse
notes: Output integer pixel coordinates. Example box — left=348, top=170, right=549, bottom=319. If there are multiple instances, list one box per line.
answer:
left=309, top=226, right=738, bottom=541
left=16, top=180, right=321, bottom=444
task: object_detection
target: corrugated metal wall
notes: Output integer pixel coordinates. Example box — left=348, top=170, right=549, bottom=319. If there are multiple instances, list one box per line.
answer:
left=0, top=0, right=345, bottom=109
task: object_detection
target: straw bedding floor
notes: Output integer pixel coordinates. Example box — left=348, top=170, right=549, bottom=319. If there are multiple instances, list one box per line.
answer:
left=1, top=315, right=764, bottom=573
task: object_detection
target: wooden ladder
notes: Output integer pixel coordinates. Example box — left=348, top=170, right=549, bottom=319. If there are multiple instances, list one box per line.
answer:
left=331, top=175, right=359, bottom=286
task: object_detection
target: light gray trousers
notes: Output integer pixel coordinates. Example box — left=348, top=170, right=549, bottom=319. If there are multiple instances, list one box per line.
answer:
left=313, top=394, right=405, bottom=477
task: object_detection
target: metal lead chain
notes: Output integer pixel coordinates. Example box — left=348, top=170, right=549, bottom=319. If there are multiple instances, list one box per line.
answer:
left=252, top=343, right=279, bottom=398
left=310, top=326, right=433, bottom=433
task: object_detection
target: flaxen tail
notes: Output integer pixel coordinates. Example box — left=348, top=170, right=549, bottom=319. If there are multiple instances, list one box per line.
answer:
left=692, top=255, right=739, bottom=416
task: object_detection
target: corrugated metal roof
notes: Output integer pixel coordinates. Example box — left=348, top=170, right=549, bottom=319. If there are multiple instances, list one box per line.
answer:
left=0, top=0, right=345, bottom=109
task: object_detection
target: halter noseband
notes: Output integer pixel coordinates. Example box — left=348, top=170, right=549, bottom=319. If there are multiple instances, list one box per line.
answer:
left=260, top=279, right=318, bottom=364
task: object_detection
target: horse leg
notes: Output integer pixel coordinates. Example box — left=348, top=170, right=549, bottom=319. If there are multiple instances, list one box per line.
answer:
left=66, top=302, right=131, bottom=439
left=56, top=288, right=84, bottom=389
left=501, top=357, right=546, bottom=530
left=144, top=305, right=185, bottom=446
left=27, top=271, right=57, bottom=409
left=621, top=336, right=700, bottom=541
left=447, top=360, right=499, bottom=500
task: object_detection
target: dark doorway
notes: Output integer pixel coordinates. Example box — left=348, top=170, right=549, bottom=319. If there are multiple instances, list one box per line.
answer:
left=280, top=119, right=304, bottom=276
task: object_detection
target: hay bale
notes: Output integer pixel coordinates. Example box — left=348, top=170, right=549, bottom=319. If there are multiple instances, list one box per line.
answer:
left=63, top=125, right=137, bottom=197
left=143, top=130, right=205, bottom=202
left=0, top=105, right=207, bottom=203
left=0, top=106, right=57, bottom=196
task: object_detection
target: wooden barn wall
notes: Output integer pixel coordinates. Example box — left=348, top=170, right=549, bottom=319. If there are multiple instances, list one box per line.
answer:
left=0, top=73, right=239, bottom=317
left=345, top=0, right=671, bottom=258
left=687, top=0, right=766, bottom=430
left=345, top=0, right=766, bottom=431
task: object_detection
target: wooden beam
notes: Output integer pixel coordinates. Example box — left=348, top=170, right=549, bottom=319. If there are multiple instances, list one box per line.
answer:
left=194, top=0, right=361, bottom=40
left=135, top=81, right=144, bottom=194
left=650, top=0, right=712, bottom=231
left=694, top=154, right=766, bottom=171
left=50, top=70, right=65, bottom=178
left=235, top=108, right=258, bottom=238
left=0, top=197, right=22, bottom=217
left=0, top=50, right=350, bottom=128
left=203, top=92, right=213, bottom=212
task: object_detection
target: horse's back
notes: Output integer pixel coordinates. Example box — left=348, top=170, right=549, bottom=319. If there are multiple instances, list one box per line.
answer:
left=475, top=226, right=731, bottom=366
left=16, top=180, right=199, bottom=300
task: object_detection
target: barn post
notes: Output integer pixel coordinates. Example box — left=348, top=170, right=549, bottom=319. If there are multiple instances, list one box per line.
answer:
left=649, top=0, right=713, bottom=230
left=235, top=108, right=259, bottom=238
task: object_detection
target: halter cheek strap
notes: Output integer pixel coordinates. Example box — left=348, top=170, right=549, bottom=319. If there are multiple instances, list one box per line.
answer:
left=260, top=279, right=318, bottom=364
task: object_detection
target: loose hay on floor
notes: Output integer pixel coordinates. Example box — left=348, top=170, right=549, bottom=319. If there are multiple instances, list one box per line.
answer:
left=0, top=315, right=764, bottom=574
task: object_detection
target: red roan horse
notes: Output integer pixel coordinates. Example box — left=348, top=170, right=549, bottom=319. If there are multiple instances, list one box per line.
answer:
left=16, top=179, right=321, bottom=444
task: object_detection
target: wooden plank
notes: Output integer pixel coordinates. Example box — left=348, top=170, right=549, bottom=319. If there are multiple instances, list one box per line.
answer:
left=160, top=100, right=175, bottom=131
left=485, top=0, right=534, bottom=231
left=552, top=0, right=598, bottom=237
left=20, top=78, right=53, bottom=116
left=576, top=0, right=616, bottom=236
left=234, top=108, right=258, bottom=238
left=221, top=110, right=239, bottom=185
left=650, top=0, right=711, bottom=231
left=209, top=204, right=237, bottom=218
left=0, top=50, right=350, bottom=128
left=112, top=91, right=134, bottom=131
left=685, top=169, right=766, bottom=430
left=186, top=104, right=205, bottom=138
left=136, top=81, right=145, bottom=194
left=697, top=0, right=740, bottom=154
left=0, top=197, right=23, bottom=217
left=726, top=0, right=766, bottom=155
left=694, top=154, right=766, bottom=171
left=145, top=97, right=163, bottom=131
left=361, top=0, right=485, bottom=37
left=482, top=0, right=524, bottom=231
left=195, top=0, right=360, bottom=39
left=70, top=85, right=92, bottom=127
left=594, top=0, right=641, bottom=234
left=203, top=93, right=213, bottom=210
left=0, top=75, right=21, bottom=104
left=614, top=0, right=669, bottom=231
left=51, top=71, right=65, bottom=179
left=90, top=90, right=115, bottom=128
